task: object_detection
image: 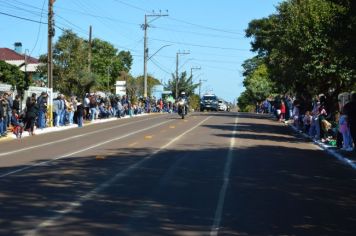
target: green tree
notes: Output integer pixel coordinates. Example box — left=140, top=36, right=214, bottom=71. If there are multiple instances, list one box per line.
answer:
left=38, top=30, right=133, bottom=97
left=245, top=0, right=356, bottom=110
left=90, top=39, right=133, bottom=93
left=0, top=61, right=26, bottom=94
left=135, top=75, right=161, bottom=97
left=165, top=71, right=199, bottom=99
left=238, top=59, right=274, bottom=111
left=38, top=30, right=92, bottom=96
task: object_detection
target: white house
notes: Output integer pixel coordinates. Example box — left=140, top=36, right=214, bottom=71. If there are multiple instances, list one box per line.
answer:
left=0, top=43, right=39, bottom=72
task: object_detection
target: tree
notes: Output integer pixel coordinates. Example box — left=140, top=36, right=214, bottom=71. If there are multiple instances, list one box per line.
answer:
left=238, top=58, right=274, bottom=111
left=38, top=30, right=133, bottom=97
left=38, top=30, right=92, bottom=96
left=245, top=0, right=356, bottom=111
left=0, top=61, right=26, bottom=94
left=135, top=75, right=161, bottom=97
left=165, top=71, right=199, bottom=99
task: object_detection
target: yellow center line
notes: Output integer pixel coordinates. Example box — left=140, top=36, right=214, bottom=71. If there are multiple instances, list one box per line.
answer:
left=95, top=155, right=106, bottom=160
left=144, top=135, right=153, bottom=140
left=128, top=142, right=138, bottom=147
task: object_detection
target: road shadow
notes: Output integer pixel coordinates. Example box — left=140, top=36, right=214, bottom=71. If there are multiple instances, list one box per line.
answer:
left=0, top=112, right=355, bottom=235
left=0, top=143, right=356, bottom=235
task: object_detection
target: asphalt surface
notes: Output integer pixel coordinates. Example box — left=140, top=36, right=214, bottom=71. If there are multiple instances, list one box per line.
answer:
left=0, top=112, right=355, bottom=236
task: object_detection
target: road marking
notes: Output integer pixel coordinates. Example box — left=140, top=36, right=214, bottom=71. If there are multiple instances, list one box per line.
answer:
left=0, top=115, right=168, bottom=158
left=144, top=135, right=153, bottom=140
left=24, top=116, right=212, bottom=236
left=128, top=142, right=138, bottom=147
left=169, top=125, right=175, bottom=129
left=210, top=116, right=238, bottom=236
left=95, top=155, right=106, bottom=160
left=289, top=124, right=356, bottom=170
left=0, top=119, right=173, bottom=178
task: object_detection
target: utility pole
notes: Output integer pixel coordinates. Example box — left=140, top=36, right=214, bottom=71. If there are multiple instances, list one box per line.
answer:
left=47, top=0, right=55, bottom=127
left=199, top=79, right=207, bottom=99
left=175, top=51, right=190, bottom=98
left=142, top=11, right=168, bottom=98
left=88, top=25, right=92, bottom=75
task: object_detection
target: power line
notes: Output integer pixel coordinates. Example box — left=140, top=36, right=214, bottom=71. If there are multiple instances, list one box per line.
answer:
left=151, top=38, right=249, bottom=51
left=150, top=58, right=172, bottom=75
left=112, top=0, right=148, bottom=13
left=0, top=11, right=65, bottom=31
left=0, top=11, right=46, bottom=25
left=110, top=0, right=244, bottom=36
left=153, top=26, right=245, bottom=40
left=29, top=0, right=46, bottom=56
left=167, top=16, right=244, bottom=35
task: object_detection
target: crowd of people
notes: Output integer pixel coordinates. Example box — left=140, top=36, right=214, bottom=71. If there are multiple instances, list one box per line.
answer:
left=0, top=91, right=177, bottom=139
left=257, top=93, right=356, bottom=152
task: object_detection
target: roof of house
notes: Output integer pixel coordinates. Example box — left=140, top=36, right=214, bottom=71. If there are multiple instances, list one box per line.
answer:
left=0, top=48, right=39, bottom=64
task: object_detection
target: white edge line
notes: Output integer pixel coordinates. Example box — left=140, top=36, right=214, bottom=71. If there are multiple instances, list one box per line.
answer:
left=289, top=124, right=356, bottom=170
left=210, top=116, right=238, bottom=236
left=0, top=115, right=167, bottom=158
left=25, top=116, right=212, bottom=236
left=0, top=119, right=172, bottom=178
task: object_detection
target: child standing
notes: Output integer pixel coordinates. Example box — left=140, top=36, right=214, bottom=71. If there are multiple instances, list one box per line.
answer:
left=76, top=99, right=84, bottom=128
left=303, top=111, right=312, bottom=133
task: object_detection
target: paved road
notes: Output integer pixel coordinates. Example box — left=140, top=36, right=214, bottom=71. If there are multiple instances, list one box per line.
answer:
left=0, top=112, right=355, bottom=236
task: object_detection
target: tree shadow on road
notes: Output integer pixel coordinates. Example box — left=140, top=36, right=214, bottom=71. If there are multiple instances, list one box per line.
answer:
left=0, top=112, right=355, bottom=235
left=0, top=143, right=356, bottom=235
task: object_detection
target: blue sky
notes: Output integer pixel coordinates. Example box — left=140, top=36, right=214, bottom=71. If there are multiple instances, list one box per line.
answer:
left=0, top=0, right=281, bottom=102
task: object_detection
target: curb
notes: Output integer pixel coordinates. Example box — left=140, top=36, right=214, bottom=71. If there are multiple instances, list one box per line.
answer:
left=288, top=122, right=356, bottom=170
left=0, top=113, right=150, bottom=142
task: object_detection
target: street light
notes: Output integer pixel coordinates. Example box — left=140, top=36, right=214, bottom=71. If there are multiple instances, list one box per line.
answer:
left=143, top=44, right=171, bottom=98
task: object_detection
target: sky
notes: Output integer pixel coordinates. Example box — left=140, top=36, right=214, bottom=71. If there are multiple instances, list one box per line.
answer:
left=0, top=0, right=281, bottom=103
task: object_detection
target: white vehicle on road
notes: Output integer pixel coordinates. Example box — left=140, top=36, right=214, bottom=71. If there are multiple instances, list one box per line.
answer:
left=218, top=100, right=227, bottom=111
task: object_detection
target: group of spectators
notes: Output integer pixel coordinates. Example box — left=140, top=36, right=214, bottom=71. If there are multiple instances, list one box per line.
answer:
left=258, top=93, right=356, bottom=152
left=0, top=91, right=178, bottom=139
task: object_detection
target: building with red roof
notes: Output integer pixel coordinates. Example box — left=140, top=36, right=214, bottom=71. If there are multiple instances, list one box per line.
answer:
left=0, top=45, right=39, bottom=72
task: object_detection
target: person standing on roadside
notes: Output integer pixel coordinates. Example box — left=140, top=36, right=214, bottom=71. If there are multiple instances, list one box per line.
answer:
left=1, top=93, right=9, bottom=136
left=6, top=92, right=13, bottom=127
left=76, top=98, right=84, bottom=128
left=89, top=95, right=97, bottom=122
left=25, top=97, right=39, bottom=136
left=13, top=95, right=21, bottom=114
left=279, top=100, right=286, bottom=122
left=344, top=92, right=356, bottom=151
left=0, top=94, right=5, bottom=137
left=37, top=92, right=48, bottom=129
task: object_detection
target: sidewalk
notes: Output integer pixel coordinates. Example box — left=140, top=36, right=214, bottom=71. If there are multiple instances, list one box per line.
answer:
left=286, top=120, right=356, bottom=170
left=0, top=113, right=148, bottom=142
